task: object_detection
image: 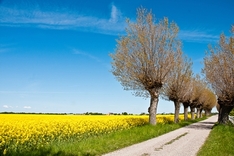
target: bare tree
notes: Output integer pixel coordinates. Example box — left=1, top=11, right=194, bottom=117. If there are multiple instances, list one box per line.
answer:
left=181, top=75, right=206, bottom=120
left=202, top=89, right=217, bottom=117
left=192, top=76, right=208, bottom=119
left=194, top=87, right=216, bottom=118
left=203, top=26, right=234, bottom=124
left=110, top=8, right=182, bottom=125
left=180, top=75, right=194, bottom=120
left=162, top=54, right=193, bottom=123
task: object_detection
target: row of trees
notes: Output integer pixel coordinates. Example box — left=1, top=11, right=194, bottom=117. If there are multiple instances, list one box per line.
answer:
left=163, top=74, right=216, bottom=123
left=110, top=8, right=221, bottom=125
left=203, top=26, right=234, bottom=124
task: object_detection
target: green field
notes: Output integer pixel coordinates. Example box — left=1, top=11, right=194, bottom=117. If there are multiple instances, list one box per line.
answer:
left=197, top=123, right=234, bottom=156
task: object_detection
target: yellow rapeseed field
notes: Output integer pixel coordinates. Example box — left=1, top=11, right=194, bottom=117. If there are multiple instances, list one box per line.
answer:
left=0, top=114, right=185, bottom=155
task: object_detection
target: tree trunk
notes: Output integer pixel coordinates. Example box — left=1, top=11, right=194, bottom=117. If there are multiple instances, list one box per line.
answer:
left=174, top=100, right=181, bottom=123
left=149, top=91, right=159, bottom=125
left=183, top=102, right=189, bottom=120
left=200, top=108, right=203, bottom=118
left=190, top=106, right=196, bottom=120
left=218, top=104, right=234, bottom=124
left=205, top=109, right=211, bottom=116
left=205, top=109, right=212, bottom=117
left=196, top=108, right=200, bottom=118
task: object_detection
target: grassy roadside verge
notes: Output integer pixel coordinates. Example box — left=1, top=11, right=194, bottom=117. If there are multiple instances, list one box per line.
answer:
left=197, top=123, right=234, bottom=156
left=6, top=118, right=205, bottom=156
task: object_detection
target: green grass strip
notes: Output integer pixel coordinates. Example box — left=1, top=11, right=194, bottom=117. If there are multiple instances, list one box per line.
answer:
left=197, top=123, right=234, bottom=156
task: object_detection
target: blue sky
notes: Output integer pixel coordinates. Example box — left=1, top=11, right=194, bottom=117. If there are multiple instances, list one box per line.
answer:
left=0, top=0, right=233, bottom=114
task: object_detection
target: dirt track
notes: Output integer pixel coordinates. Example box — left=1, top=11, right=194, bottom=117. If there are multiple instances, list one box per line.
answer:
left=103, top=115, right=218, bottom=156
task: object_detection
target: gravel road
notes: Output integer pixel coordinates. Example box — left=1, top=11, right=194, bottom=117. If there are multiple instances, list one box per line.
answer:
left=103, top=115, right=218, bottom=156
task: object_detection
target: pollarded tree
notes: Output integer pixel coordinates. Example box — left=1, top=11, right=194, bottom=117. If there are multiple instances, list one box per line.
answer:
left=110, top=8, right=182, bottom=125
left=162, top=54, right=193, bottom=123
left=199, top=88, right=217, bottom=117
left=203, top=26, right=234, bottom=124
left=195, top=87, right=216, bottom=118
left=180, top=75, right=194, bottom=120
left=189, top=75, right=206, bottom=119
left=193, top=78, right=211, bottom=119
left=180, top=75, right=208, bottom=120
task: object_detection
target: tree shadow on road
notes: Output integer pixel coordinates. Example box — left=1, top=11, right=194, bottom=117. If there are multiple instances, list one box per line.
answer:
left=185, top=121, right=216, bottom=130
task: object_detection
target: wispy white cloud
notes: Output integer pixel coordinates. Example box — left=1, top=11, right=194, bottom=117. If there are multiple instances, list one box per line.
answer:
left=109, top=4, right=122, bottom=23
left=3, top=105, right=13, bottom=108
left=0, top=44, right=12, bottom=53
left=193, top=57, right=204, bottom=63
left=179, top=29, right=219, bottom=43
left=0, top=4, right=126, bottom=35
left=0, top=91, right=85, bottom=94
left=73, top=49, right=101, bottom=62
left=72, top=49, right=111, bottom=69
left=24, top=106, right=31, bottom=109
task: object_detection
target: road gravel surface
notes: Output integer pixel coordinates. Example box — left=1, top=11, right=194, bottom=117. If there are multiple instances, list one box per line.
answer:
left=103, top=115, right=218, bottom=156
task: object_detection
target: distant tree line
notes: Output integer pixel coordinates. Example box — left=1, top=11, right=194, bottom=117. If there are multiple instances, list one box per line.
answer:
left=110, top=7, right=233, bottom=125
left=84, top=112, right=104, bottom=115
left=0, top=112, right=137, bottom=115
left=0, top=112, right=68, bottom=115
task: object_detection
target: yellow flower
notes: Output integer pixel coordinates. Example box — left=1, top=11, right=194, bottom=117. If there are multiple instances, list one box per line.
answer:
left=0, top=113, right=188, bottom=153
left=3, top=149, right=7, bottom=155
